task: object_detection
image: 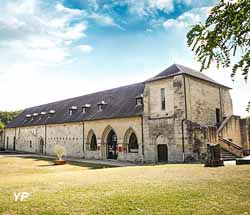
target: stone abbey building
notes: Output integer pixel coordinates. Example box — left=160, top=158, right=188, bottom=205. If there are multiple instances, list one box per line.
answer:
left=4, top=64, right=250, bottom=163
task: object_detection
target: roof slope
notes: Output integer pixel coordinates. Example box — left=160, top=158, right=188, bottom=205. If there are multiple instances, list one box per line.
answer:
left=146, top=64, right=231, bottom=89
left=6, top=83, right=144, bottom=128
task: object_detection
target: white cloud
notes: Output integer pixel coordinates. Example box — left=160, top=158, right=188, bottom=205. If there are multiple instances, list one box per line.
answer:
left=0, top=0, right=93, bottom=110
left=78, top=45, right=93, bottom=53
left=126, top=0, right=174, bottom=17
left=149, top=0, right=173, bottom=12
left=55, top=3, right=84, bottom=16
left=163, top=19, right=185, bottom=28
left=88, top=13, right=123, bottom=29
left=124, top=0, right=212, bottom=18
left=163, top=7, right=211, bottom=29
left=0, top=0, right=88, bottom=66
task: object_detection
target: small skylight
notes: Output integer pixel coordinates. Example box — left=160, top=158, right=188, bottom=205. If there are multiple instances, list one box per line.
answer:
left=71, top=106, right=77, bottom=110
left=33, top=113, right=38, bottom=116
left=40, top=112, right=46, bottom=115
left=49, top=110, right=56, bottom=114
left=26, top=114, right=31, bottom=118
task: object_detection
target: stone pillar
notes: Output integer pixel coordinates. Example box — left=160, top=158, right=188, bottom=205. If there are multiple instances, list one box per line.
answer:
left=240, top=118, right=250, bottom=155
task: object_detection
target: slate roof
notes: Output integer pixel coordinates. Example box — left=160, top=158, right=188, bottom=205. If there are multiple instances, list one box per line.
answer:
left=146, top=64, right=231, bottom=89
left=6, top=64, right=230, bottom=128
left=6, top=83, right=144, bottom=128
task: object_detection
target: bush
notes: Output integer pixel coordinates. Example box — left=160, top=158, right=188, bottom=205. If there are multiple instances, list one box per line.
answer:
left=54, top=145, right=66, bottom=160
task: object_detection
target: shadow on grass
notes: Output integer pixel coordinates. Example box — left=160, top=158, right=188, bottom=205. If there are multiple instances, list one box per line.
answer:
left=16, top=155, right=116, bottom=170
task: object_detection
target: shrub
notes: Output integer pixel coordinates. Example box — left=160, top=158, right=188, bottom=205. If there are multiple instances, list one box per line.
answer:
left=54, top=145, right=66, bottom=160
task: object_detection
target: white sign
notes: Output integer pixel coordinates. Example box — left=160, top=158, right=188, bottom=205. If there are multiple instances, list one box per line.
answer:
left=13, top=192, right=30, bottom=202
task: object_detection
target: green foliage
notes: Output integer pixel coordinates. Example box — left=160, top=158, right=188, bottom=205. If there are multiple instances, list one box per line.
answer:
left=187, top=0, right=250, bottom=80
left=247, top=102, right=250, bottom=113
left=0, top=122, right=4, bottom=129
left=54, top=145, right=67, bottom=160
left=0, top=110, right=22, bottom=126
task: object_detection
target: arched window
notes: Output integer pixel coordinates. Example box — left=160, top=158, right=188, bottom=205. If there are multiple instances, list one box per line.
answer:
left=90, top=134, right=97, bottom=151
left=128, top=133, right=138, bottom=153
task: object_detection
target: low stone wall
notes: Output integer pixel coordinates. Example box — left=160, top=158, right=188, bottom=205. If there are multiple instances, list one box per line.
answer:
left=184, top=120, right=217, bottom=162
left=217, top=115, right=250, bottom=154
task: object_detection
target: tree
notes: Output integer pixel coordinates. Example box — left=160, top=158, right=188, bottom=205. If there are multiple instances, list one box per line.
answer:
left=0, top=110, right=22, bottom=126
left=186, top=0, right=250, bottom=111
left=247, top=102, right=250, bottom=112
left=0, top=122, right=4, bottom=129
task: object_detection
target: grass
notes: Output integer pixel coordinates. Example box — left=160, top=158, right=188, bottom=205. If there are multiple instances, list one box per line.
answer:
left=0, top=156, right=250, bottom=215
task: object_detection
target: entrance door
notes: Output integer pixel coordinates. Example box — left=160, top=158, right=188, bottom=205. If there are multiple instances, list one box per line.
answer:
left=107, top=130, right=118, bottom=159
left=39, top=139, right=44, bottom=154
left=13, top=136, right=16, bottom=151
left=157, top=144, right=168, bottom=162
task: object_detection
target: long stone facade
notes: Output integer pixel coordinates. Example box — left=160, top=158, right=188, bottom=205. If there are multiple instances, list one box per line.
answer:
left=5, top=64, right=246, bottom=163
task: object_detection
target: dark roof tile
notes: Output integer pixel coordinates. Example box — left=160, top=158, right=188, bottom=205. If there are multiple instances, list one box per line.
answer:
left=6, top=83, right=144, bottom=128
left=146, top=64, right=231, bottom=89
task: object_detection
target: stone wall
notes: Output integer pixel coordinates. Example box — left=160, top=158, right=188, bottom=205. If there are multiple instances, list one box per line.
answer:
left=185, top=76, right=233, bottom=126
left=17, top=125, right=45, bottom=153
left=0, top=129, right=4, bottom=149
left=4, top=128, right=15, bottom=150
left=240, top=118, right=250, bottom=155
left=218, top=115, right=242, bottom=147
left=4, top=116, right=142, bottom=162
left=84, top=116, right=142, bottom=162
left=142, top=74, right=232, bottom=163
left=46, top=122, right=83, bottom=158
left=184, top=121, right=217, bottom=162
left=143, top=75, right=187, bottom=163
left=146, top=77, right=174, bottom=118
left=220, top=88, right=233, bottom=118
left=217, top=115, right=250, bottom=156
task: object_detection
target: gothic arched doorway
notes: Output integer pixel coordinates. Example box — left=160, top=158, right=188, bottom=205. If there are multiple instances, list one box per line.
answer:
left=107, top=130, right=118, bottom=159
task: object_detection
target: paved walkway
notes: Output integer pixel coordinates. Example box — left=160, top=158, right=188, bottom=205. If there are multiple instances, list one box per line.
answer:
left=0, top=151, right=136, bottom=167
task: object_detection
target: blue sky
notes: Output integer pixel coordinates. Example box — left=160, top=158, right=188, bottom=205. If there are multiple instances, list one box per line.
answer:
left=0, top=0, right=249, bottom=116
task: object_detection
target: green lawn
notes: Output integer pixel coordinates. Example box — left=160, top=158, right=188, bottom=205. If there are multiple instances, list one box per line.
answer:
left=0, top=156, right=250, bottom=215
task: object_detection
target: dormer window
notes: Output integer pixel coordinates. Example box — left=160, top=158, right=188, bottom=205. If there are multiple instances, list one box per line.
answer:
left=48, top=110, right=56, bottom=118
left=68, top=106, right=77, bottom=116
left=136, top=94, right=143, bottom=106
left=33, top=113, right=38, bottom=117
left=98, top=104, right=103, bottom=112
left=26, top=114, right=32, bottom=118
left=82, top=104, right=91, bottom=114
left=49, top=110, right=56, bottom=114
left=38, top=112, right=46, bottom=120
left=98, top=101, right=107, bottom=112
left=69, top=109, right=73, bottom=116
